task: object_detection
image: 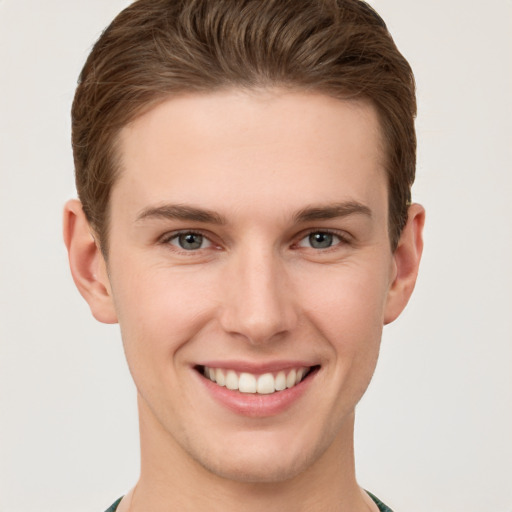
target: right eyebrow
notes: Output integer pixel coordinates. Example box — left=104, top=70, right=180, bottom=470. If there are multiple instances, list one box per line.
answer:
left=293, top=201, right=372, bottom=223
left=135, top=204, right=227, bottom=225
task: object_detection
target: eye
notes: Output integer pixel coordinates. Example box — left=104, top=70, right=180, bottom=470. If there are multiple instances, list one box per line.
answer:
left=167, top=232, right=212, bottom=251
left=297, top=231, right=343, bottom=249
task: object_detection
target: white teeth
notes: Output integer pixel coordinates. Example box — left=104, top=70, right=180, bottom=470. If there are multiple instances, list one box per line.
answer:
left=202, top=366, right=311, bottom=394
left=275, top=371, right=286, bottom=391
left=225, top=370, right=238, bottom=390
left=215, top=368, right=225, bottom=386
left=239, top=372, right=257, bottom=393
left=256, top=373, right=275, bottom=394
left=286, top=369, right=297, bottom=389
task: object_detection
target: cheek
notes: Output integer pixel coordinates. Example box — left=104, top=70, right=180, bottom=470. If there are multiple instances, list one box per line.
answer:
left=292, top=265, right=387, bottom=431
left=297, top=263, right=388, bottom=395
left=109, top=259, right=218, bottom=366
left=297, top=263, right=389, bottom=346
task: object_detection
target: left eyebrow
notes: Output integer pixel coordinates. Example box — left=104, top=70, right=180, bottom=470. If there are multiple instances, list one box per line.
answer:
left=293, top=201, right=372, bottom=223
left=135, top=204, right=227, bottom=225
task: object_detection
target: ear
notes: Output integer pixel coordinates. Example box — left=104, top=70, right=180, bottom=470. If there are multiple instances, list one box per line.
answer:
left=63, top=199, right=118, bottom=324
left=384, top=203, right=425, bottom=324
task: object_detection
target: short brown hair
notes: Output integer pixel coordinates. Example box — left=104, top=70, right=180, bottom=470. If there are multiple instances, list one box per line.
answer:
left=72, top=0, right=416, bottom=252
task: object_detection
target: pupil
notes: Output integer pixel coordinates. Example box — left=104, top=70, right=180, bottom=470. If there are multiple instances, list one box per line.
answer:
left=310, top=232, right=333, bottom=249
left=179, top=233, right=202, bottom=250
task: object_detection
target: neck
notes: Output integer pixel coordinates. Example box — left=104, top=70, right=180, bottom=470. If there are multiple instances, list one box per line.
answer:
left=129, top=395, right=373, bottom=512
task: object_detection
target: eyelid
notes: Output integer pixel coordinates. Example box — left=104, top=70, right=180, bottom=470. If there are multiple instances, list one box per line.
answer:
left=157, top=227, right=352, bottom=252
left=294, top=228, right=352, bottom=248
left=159, top=229, right=218, bottom=251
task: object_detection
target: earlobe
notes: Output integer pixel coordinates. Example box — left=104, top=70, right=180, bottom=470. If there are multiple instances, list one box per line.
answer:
left=384, top=203, right=425, bottom=325
left=63, top=199, right=118, bottom=324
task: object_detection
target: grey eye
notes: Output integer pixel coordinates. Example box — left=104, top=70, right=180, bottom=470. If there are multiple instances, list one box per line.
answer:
left=297, top=231, right=342, bottom=249
left=308, top=232, right=334, bottom=249
left=171, top=232, right=210, bottom=250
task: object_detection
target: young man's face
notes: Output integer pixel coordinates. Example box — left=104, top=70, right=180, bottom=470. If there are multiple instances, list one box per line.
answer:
left=78, top=89, right=421, bottom=483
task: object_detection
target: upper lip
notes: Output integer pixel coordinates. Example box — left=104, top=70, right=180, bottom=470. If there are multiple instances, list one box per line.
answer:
left=195, top=360, right=319, bottom=375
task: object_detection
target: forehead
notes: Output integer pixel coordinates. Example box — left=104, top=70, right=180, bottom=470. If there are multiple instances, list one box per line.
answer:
left=113, top=89, right=387, bottom=221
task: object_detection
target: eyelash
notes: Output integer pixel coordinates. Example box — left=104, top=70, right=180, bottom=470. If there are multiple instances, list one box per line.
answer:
left=159, top=230, right=214, bottom=252
left=159, top=228, right=351, bottom=254
left=295, top=229, right=351, bottom=250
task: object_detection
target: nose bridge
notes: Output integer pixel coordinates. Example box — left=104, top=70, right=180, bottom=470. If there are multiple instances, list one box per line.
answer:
left=219, top=242, right=297, bottom=344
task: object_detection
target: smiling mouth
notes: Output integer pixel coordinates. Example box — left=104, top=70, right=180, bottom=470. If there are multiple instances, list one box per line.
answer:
left=196, top=365, right=319, bottom=395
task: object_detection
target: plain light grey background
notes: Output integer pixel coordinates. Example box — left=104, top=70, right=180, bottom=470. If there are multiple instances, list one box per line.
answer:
left=1, top=1, right=511, bottom=511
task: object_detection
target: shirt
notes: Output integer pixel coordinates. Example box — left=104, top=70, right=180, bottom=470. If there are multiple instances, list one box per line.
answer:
left=105, top=491, right=394, bottom=511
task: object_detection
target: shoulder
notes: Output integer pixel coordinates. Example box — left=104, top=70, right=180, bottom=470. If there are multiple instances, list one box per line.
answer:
left=104, top=497, right=122, bottom=512
left=367, top=491, right=395, bottom=512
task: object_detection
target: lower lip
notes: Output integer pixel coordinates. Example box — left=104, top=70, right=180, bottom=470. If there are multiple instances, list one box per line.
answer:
left=195, top=369, right=317, bottom=418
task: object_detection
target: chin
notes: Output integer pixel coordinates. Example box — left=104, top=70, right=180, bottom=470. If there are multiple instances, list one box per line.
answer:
left=199, top=453, right=310, bottom=484
left=186, top=431, right=329, bottom=484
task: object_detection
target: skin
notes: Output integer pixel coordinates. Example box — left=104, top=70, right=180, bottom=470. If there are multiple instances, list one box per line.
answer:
left=64, top=89, right=424, bottom=512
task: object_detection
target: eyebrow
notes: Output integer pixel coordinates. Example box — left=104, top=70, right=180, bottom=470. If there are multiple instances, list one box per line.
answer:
left=136, top=204, right=227, bottom=225
left=293, top=201, right=372, bottom=223
left=135, top=201, right=372, bottom=225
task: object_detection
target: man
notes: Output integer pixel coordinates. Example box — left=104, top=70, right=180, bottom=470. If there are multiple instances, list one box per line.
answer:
left=63, top=1, right=424, bottom=510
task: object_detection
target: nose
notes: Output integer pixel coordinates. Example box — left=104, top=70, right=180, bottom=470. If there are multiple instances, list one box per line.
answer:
left=218, top=245, right=298, bottom=345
